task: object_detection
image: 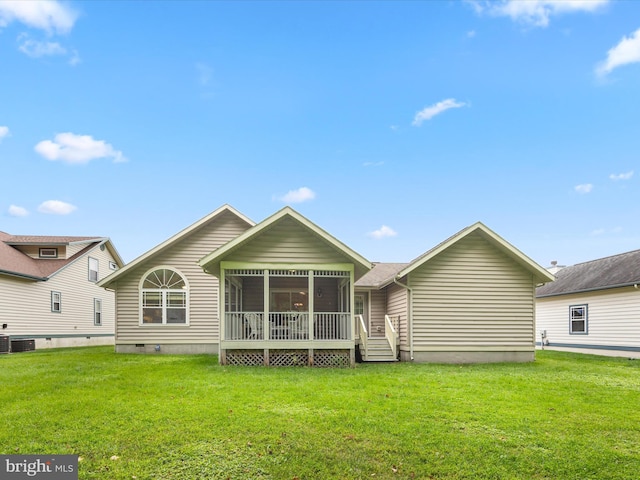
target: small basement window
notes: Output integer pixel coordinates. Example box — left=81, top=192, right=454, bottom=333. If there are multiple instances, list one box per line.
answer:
left=39, top=248, right=58, bottom=258
left=569, top=304, right=588, bottom=334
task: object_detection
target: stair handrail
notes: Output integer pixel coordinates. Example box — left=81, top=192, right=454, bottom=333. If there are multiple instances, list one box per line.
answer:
left=357, top=314, right=368, bottom=361
left=384, top=314, right=398, bottom=360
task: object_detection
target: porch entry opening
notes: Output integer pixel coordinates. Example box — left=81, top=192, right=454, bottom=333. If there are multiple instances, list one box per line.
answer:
left=223, top=269, right=352, bottom=341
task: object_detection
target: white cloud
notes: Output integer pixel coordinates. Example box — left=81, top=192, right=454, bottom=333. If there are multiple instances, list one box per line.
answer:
left=368, top=225, right=398, bottom=239
left=473, top=0, right=609, bottom=28
left=37, top=200, right=76, bottom=215
left=0, top=0, right=78, bottom=34
left=279, top=187, right=316, bottom=204
left=68, top=49, right=81, bottom=66
left=597, top=28, right=640, bottom=77
left=35, top=132, right=127, bottom=165
left=0, top=125, right=8, bottom=142
left=412, top=98, right=466, bottom=126
left=574, top=183, right=593, bottom=194
left=609, top=170, right=634, bottom=181
left=8, top=205, right=29, bottom=217
left=18, top=34, right=66, bottom=58
left=467, top=30, right=476, bottom=38
left=196, top=62, right=213, bottom=86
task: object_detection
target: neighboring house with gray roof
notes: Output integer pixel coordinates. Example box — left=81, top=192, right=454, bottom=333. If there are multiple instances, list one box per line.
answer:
left=0, top=231, right=124, bottom=350
left=100, top=205, right=553, bottom=365
left=536, top=250, right=640, bottom=354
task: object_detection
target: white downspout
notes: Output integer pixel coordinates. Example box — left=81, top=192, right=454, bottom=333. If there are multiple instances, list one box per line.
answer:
left=393, top=278, right=413, bottom=361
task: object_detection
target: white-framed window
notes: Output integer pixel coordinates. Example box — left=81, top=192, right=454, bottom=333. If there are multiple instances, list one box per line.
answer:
left=88, top=257, right=99, bottom=282
left=51, top=291, right=61, bottom=313
left=94, top=298, right=102, bottom=326
left=40, top=248, right=58, bottom=258
left=569, top=304, right=588, bottom=334
left=109, top=261, right=118, bottom=270
left=140, top=267, right=188, bottom=325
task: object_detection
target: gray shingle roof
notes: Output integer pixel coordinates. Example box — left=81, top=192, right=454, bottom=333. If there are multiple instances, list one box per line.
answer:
left=0, top=231, right=106, bottom=280
left=536, top=249, right=640, bottom=297
left=355, top=262, right=409, bottom=288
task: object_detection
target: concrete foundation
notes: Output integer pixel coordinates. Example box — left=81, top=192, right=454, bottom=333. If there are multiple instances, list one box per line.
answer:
left=116, top=343, right=218, bottom=354
left=400, top=349, right=535, bottom=364
left=35, top=336, right=114, bottom=350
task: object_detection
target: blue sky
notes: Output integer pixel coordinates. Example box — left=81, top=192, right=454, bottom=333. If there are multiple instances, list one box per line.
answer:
left=1, top=0, right=640, bottom=268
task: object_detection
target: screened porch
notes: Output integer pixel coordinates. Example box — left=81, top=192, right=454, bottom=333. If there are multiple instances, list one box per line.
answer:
left=221, top=268, right=354, bottom=344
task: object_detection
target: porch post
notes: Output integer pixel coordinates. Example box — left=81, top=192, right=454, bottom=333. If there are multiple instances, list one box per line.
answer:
left=350, top=270, right=355, bottom=342
left=308, top=269, right=314, bottom=340
left=219, top=269, right=226, bottom=364
left=263, top=269, right=269, bottom=340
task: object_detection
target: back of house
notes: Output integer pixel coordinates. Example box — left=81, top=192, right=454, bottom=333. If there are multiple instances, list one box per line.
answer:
left=99, top=206, right=554, bottom=364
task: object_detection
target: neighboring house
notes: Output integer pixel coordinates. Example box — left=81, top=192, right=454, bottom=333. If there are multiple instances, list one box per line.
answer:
left=536, top=250, right=640, bottom=355
left=99, top=205, right=553, bottom=365
left=0, top=231, right=124, bottom=349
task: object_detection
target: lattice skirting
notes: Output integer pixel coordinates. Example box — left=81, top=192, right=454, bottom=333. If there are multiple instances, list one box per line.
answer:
left=222, top=349, right=352, bottom=367
left=312, top=349, right=351, bottom=368
left=225, top=349, right=265, bottom=366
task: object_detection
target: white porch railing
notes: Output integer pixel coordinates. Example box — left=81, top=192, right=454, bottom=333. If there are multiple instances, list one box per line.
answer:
left=224, top=312, right=350, bottom=341
left=384, top=314, right=398, bottom=359
left=357, top=314, right=368, bottom=361
left=225, top=312, right=264, bottom=340
left=269, top=312, right=309, bottom=340
left=314, top=313, right=350, bottom=340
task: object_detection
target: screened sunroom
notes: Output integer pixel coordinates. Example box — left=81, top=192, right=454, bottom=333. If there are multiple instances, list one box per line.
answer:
left=198, top=207, right=372, bottom=366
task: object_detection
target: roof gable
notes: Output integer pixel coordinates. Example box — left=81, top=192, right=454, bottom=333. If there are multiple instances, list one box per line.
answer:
left=198, top=207, right=372, bottom=278
left=0, top=232, right=122, bottom=281
left=393, top=222, right=554, bottom=285
left=98, top=205, right=254, bottom=288
left=536, top=249, right=640, bottom=297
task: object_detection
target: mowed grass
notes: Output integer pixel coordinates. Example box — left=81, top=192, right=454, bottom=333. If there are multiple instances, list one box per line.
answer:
left=1, top=348, right=639, bottom=479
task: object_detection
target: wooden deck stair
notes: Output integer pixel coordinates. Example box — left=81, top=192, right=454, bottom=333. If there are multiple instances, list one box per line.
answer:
left=362, top=337, right=398, bottom=362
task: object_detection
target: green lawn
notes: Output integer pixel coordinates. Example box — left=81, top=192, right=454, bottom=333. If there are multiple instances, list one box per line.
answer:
left=1, top=347, right=639, bottom=479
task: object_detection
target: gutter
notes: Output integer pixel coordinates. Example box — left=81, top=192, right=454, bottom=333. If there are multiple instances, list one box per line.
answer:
left=536, top=282, right=640, bottom=298
left=0, top=269, right=47, bottom=282
left=393, top=278, right=413, bottom=361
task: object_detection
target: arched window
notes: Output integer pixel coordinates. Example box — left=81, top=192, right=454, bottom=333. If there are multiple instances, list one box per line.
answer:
left=140, top=267, right=188, bottom=325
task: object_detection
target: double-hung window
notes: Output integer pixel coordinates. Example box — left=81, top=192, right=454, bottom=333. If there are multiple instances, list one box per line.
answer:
left=569, top=305, right=588, bottom=334
left=51, top=291, right=61, bottom=313
left=88, top=257, right=99, bottom=282
left=94, top=298, right=102, bottom=326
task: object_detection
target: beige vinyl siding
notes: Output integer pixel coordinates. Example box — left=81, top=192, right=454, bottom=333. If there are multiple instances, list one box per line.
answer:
left=0, top=245, right=117, bottom=339
left=369, top=289, right=386, bottom=336
left=536, top=287, right=640, bottom=349
left=228, top=217, right=348, bottom=264
left=15, top=245, right=68, bottom=259
left=410, top=232, right=535, bottom=351
left=67, top=244, right=88, bottom=258
left=114, top=212, right=250, bottom=345
left=386, top=282, right=408, bottom=345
